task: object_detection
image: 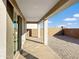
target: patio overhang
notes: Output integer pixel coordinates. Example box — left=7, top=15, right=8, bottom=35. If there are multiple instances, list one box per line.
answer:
left=9, top=0, right=79, bottom=23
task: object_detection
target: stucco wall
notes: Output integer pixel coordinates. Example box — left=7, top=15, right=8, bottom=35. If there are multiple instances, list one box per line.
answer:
left=48, top=28, right=62, bottom=37
left=0, top=0, right=6, bottom=59
left=32, top=29, right=38, bottom=37
left=32, top=29, right=44, bottom=38
left=31, top=28, right=62, bottom=37
left=30, top=28, right=79, bottom=39
left=64, top=29, right=79, bottom=39
left=6, top=14, right=14, bottom=59
left=26, top=30, right=30, bottom=37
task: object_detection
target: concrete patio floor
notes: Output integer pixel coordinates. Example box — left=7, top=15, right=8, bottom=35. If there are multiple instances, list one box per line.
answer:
left=16, top=35, right=79, bottom=59
left=48, top=35, right=79, bottom=59
left=17, top=37, right=61, bottom=59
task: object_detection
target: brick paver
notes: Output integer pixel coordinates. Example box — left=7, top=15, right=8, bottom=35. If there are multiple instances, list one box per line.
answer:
left=48, top=36, right=79, bottom=59
left=17, top=37, right=61, bottom=59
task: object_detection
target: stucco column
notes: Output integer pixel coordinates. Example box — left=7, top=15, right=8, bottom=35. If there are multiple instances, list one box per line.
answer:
left=44, top=19, right=48, bottom=45
left=38, top=23, right=40, bottom=38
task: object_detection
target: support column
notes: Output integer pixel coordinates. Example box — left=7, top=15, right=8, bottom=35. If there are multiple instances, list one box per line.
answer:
left=18, top=16, right=22, bottom=51
left=38, top=23, right=40, bottom=38
left=44, top=19, right=48, bottom=45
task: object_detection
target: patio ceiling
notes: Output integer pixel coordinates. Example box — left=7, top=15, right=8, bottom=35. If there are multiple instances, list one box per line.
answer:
left=16, top=0, right=59, bottom=22
left=16, top=0, right=79, bottom=23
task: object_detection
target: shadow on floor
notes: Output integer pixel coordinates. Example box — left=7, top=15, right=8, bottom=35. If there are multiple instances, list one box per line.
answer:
left=31, top=36, right=38, bottom=38
left=51, top=28, right=79, bottom=45
left=54, top=35, right=79, bottom=45
left=26, top=39, right=43, bottom=44
left=20, top=49, right=38, bottom=59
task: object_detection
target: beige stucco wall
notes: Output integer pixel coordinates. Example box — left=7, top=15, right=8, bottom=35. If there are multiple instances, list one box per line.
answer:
left=6, top=14, right=14, bottom=59
left=0, top=0, right=6, bottom=59
left=48, top=28, right=62, bottom=37
left=32, top=29, right=44, bottom=38
left=32, top=29, right=38, bottom=37
left=26, top=30, right=29, bottom=37
left=31, top=28, right=62, bottom=38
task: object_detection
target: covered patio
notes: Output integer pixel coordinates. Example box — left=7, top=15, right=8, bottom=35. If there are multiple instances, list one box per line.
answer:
left=0, top=0, right=79, bottom=59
